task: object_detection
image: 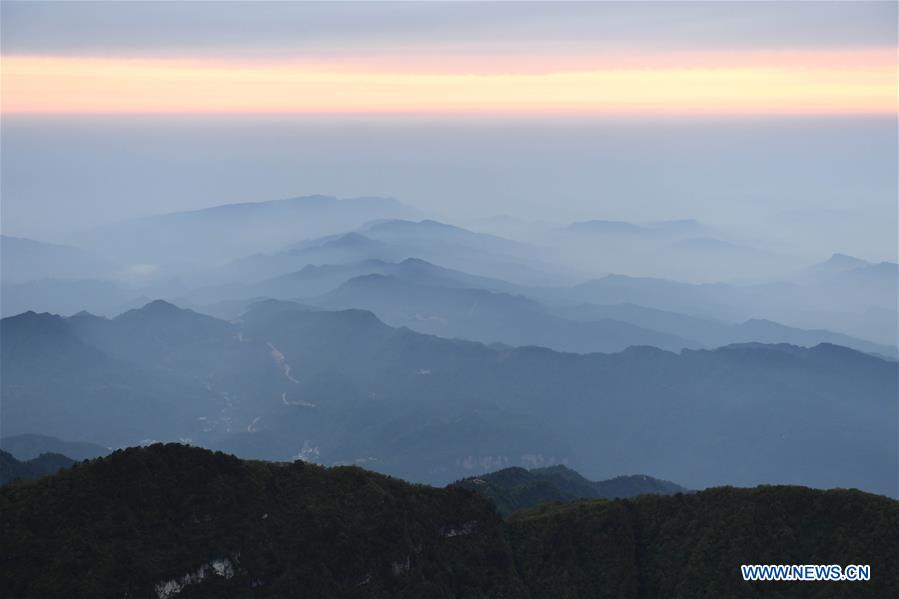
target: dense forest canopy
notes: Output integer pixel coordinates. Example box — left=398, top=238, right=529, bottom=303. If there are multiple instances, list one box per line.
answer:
left=2, top=444, right=896, bottom=598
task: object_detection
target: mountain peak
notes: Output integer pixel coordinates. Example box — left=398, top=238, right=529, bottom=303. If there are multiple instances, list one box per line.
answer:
left=398, top=257, right=437, bottom=270
left=828, top=252, right=865, bottom=263
left=114, top=299, right=211, bottom=323
left=814, top=253, right=871, bottom=271
left=139, top=299, right=181, bottom=314
left=67, top=310, right=108, bottom=324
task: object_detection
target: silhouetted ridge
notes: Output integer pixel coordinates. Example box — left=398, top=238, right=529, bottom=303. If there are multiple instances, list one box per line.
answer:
left=0, top=450, right=75, bottom=485
left=0, top=433, right=109, bottom=462
left=456, top=464, right=687, bottom=517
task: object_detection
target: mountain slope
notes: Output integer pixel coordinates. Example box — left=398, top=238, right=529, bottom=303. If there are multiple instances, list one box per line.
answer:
left=1, top=444, right=896, bottom=598
left=68, top=300, right=239, bottom=370
left=0, top=310, right=224, bottom=446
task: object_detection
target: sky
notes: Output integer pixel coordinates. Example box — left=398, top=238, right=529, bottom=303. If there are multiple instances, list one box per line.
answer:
left=2, top=2, right=896, bottom=115
left=1, top=2, right=896, bottom=261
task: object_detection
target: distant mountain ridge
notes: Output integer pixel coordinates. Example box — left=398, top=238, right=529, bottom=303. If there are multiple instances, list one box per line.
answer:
left=312, top=272, right=703, bottom=353
left=812, top=252, right=873, bottom=273
left=556, top=303, right=898, bottom=359
left=0, top=434, right=109, bottom=461
left=553, top=268, right=897, bottom=346
left=0, top=449, right=75, bottom=485
left=180, top=252, right=896, bottom=357
left=227, top=218, right=571, bottom=287
left=456, top=464, right=687, bottom=516
left=565, top=218, right=709, bottom=238
left=74, top=195, right=420, bottom=266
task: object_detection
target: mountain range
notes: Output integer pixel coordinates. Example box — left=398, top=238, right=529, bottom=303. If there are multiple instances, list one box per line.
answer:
left=549, top=262, right=897, bottom=346
left=5, top=201, right=894, bottom=352
left=177, top=256, right=896, bottom=357
left=3, top=196, right=896, bottom=502
left=310, top=273, right=702, bottom=354
left=3, top=299, right=895, bottom=496
left=221, top=218, right=568, bottom=287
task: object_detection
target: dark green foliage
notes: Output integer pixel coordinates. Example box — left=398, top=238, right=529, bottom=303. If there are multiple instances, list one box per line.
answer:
left=508, top=487, right=899, bottom=598
left=2, top=445, right=896, bottom=598
left=634, top=485, right=896, bottom=597
left=507, top=500, right=641, bottom=598
left=0, top=444, right=525, bottom=598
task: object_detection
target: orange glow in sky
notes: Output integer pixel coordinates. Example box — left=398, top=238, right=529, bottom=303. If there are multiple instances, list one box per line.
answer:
left=2, top=50, right=896, bottom=115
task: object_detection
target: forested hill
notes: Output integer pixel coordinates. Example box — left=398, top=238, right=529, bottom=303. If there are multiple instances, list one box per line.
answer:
left=1, top=444, right=896, bottom=598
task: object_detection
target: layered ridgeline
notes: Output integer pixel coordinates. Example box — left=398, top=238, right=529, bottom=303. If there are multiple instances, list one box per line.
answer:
left=2, top=300, right=896, bottom=495
left=7, top=207, right=894, bottom=355
left=75, top=195, right=421, bottom=267
left=456, top=465, right=687, bottom=517
left=1, top=444, right=897, bottom=598
left=185, top=255, right=896, bottom=357
left=0, top=433, right=110, bottom=462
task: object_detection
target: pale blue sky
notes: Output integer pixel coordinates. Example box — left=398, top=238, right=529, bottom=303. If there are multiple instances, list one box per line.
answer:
left=3, top=2, right=895, bottom=57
